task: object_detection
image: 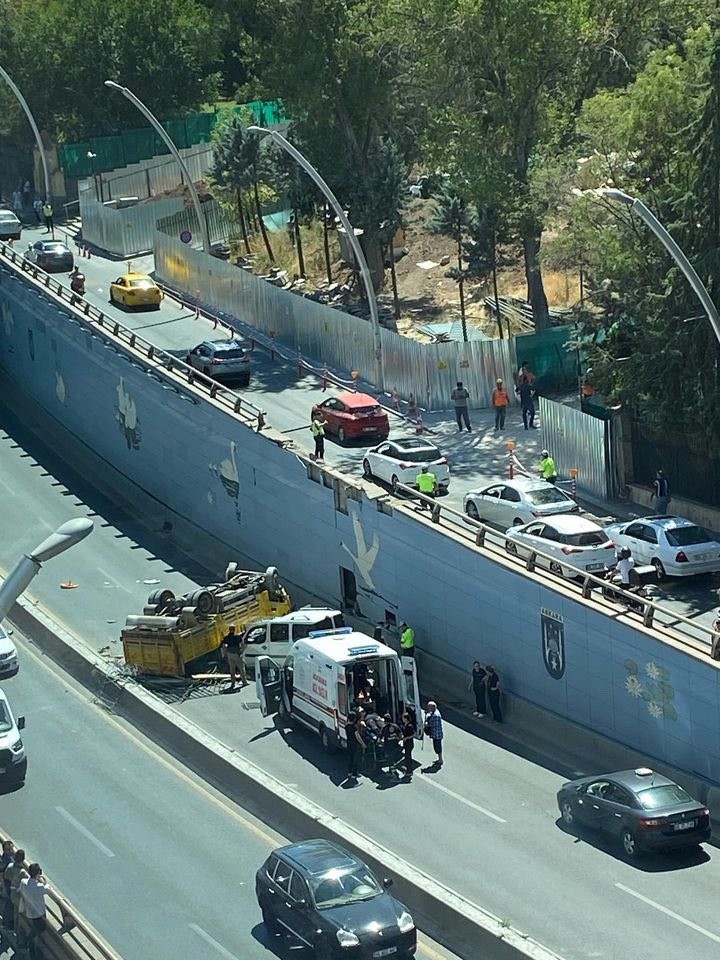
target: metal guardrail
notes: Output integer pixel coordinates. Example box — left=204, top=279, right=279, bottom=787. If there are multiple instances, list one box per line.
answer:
left=1, top=239, right=719, bottom=662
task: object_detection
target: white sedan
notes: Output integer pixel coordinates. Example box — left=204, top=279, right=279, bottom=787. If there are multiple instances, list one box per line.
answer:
left=0, top=624, right=18, bottom=678
left=505, top=515, right=616, bottom=579
left=605, top=515, right=720, bottom=580
left=464, top=477, right=577, bottom=528
left=362, top=438, right=450, bottom=493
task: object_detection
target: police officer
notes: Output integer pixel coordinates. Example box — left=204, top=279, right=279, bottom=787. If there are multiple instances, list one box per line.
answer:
left=539, top=449, right=558, bottom=484
left=310, top=414, right=327, bottom=461
left=42, top=200, right=53, bottom=234
left=399, top=621, right=415, bottom=659
left=416, top=465, right=437, bottom=509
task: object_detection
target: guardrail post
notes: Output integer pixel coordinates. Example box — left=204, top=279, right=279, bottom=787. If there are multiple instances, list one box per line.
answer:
left=257, top=410, right=266, bottom=432
left=147, top=346, right=154, bottom=360
left=643, top=603, right=654, bottom=628
left=431, top=503, right=441, bottom=523
left=233, top=398, right=242, bottom=414
left=113, top=323, right=119, bottom=336
left=475, top=527, right=485, bottom=547
left=582, top=577, right=593, bottom=599
left=129, top=334, right=136, bottom=348
left=527, top=551, right=537, bottom=573
left=712, top=635, right=720, bottom=661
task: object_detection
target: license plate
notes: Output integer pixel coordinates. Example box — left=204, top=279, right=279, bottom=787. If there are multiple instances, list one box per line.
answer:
left=694, top=553, right=712, bottom=562
left=373, top=949, right=397, bottom=958
left=586, top=563, right=605, bottom=571
left=363, top=427, right=377, bottom=432
left=674, top=820, right=695, bottom=831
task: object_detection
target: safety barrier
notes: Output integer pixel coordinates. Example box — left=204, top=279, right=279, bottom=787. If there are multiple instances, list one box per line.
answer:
left=2, top=239, right=718, bottom=662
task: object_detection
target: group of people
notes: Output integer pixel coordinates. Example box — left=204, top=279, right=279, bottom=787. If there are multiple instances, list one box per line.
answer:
left=345, top=706, right=418, bottom=782
left=2, top=182, right=54, bottom=232
left=1, top=839, right=50, bottom=957
left=469, top=662, right=503, bottom=723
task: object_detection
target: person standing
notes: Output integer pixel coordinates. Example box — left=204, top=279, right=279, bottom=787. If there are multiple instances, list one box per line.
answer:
left=486, top=666, right=503, bottom=723
left=516, top=378, right=536, bottom=430
left=399, top=621, right=415, bottom=659
left=222, top=625, right=247, bottom=690
left=32, top=198, right=43, bottom=224
left=469, top=661, right=487, bottom=717
left=345, top=710, right=365, bottom=780
left=416, top=465, right=437, bottom=510
left=12, top=190, right=22, bottom=217
left=424, top=700, right=444, bottom=766
left=651, top=469, right=671, bottom=513
left=491, top=379, right=510, bottom=432
left=42, top=201, right=54, bottom=234
left=20, top=864, right=49, bottom=956
left=400, top=710, right=416, bottom=779
left=4, top=849, right=28, bottom=933
left=450, top=381, right=471, bottom=432
left=516, top=359, right=536, bottom=386
left=310, top=414, right=327, bottom=461
left=539, top=449, right=558, bottom=484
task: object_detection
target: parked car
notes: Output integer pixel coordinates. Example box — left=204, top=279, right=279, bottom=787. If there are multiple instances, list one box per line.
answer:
left=26, top=239, right=74, bottom=272
left=256, top=839, right=417, bottom=958
left=242, top=607, right=345, bottom=671
left=0, top=210, right=22, bottom=242
left=311, top=393, right=389, bottom=444
left=605, top=515, right=720, bottom=580
left=0, top=624, right=19, bottom=677
left=363, top=437, right=450, bottom=492
left=0, top=687, right=26, bottom=786
left=557, top=767, right=711, bottom=858
left=109, top=272, right=163, bottom=310
left=186, top=339, right=252, bottom=386
left=505, top=514, right=616, bottom=578
left=464, top=477, right=577, bottom=527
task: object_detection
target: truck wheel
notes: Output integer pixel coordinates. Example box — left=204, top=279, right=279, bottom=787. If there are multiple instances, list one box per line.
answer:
left=147, top=588, right=175, bottom=610
left=189, top=589, right=214, bottom=615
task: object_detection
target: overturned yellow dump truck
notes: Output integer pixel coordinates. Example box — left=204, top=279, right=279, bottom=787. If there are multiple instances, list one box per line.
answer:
left=121, top=564, right=292, bottom=677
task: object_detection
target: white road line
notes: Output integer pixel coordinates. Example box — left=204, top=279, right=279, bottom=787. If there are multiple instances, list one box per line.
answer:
left=419, top=776, right=507, bottom=823
left=615, top=883, right=720, bottom=944
left=54, top=806, right=115, bottom=858
left=189, top=923, right=240, bottom=960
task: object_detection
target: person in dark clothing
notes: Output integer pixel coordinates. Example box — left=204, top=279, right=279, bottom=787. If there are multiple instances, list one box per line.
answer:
left=516, top=379, right=536, bottom=429
left=222, top=625, right=247, bottom=690
left=450, top=382, right=471, bottom=432
left=486, top=666, right=502, bottom=723
left=651, top=469, right=671, bottom=513
left=400, top=710, right=416, bottom=779
left=345, top=711, right=365, bottom=779
left=469, top=661, right=487, bottom=716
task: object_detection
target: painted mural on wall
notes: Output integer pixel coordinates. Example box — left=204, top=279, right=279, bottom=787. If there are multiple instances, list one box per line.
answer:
left=624, top=659, right=678, bottom=721
left=210, top=440, right=241, bottom=521
left=541, top=608, right=565, bottom=679
left=342, top=510, right=380, bottom=591
left=116, top=376, right=141, bottom=450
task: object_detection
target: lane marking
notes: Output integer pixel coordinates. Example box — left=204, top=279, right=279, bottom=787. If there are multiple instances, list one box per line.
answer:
left=55, top=806, right=115, bottom=858
left=419, top=775, right=507, bottom=823
left=189, top=923, right=240, bottom=960
left=615, top=883, right=720, bottom=943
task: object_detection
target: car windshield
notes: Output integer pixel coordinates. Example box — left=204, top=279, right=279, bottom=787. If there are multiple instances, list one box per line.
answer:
left=213, top=348, right=246, bottom=360
left=0, top=212, right=18, bottom=221
left=129, top=279, right=154, bottom=288
left=391, top=447, right=437, bottom=462
left=310, top=867, right=382, bottom=908
left=0, top=702, right=12, bottom=734
left=664, top=525, right=712, bottom=546
left=564, top=531, right=608, bottom=547
left=352, top=406, right=382, bottom=417
left=637, top=784, right=692, bottom=810
left=527, top=488, right=569, bottom=505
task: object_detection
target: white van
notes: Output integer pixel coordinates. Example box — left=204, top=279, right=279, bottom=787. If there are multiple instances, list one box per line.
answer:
left=255, top=628, right=422, bottom=752
left=0, top=687, right=26, bottom=785
left=242, top=607, right=345, bottom=672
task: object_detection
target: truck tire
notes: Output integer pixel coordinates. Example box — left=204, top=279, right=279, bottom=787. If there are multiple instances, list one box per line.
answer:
left=188, top=588, right=215, bottom=615
left=264, top=566, right=281, bottom=598
left=147, top=588, right=175, bottom=611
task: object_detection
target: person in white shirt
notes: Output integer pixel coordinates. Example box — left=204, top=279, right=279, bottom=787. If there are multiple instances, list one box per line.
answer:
left=20, top=863, right=50, bottom=937
left=614, top=548, right=635, bottom=587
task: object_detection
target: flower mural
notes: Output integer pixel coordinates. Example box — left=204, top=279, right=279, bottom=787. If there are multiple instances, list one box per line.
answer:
left=623, top=659, right=677, bottom=721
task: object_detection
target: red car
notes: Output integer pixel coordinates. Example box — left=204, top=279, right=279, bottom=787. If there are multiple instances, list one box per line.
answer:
left=311, top=392, right=389, bottom=443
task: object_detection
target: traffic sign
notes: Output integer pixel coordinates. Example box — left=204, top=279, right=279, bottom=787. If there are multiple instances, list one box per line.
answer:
left=180, top=230, right=192, bottom=244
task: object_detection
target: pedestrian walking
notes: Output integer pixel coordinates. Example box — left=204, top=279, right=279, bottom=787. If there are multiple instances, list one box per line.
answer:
left=407, top=393, right=419, bottom=422
left=486, top=666, right=503, bottom=723
left=42, top=201, right=54, bottom=234
left=32, top=198, right=43, bottom=224
left=399, top=621, right=415, bottom=659
left=450, top=381, right=471, bottom=432
left=345, top=710, right=365, bottom=780
left=469, top=661, right=487, bottom=716
left=516, top=378, right=536, bottom=430
left=400, top=710, right=416, bottom=779
left=424, top=700, right=444, bottom=766
left=491, top=378, right=510, bottom=432
left=19, top=863, right=49, bottom=957
left=4, top=849, right=27, bottom=933
left=416, top=465, right=437, bottom=510
left=310, top=414, right=327, bottom=461
left=539, top=449, right=558, bottom=484
left=222, top=624, right=247, bottom=689
left=651, top=469, right=671, bottom=513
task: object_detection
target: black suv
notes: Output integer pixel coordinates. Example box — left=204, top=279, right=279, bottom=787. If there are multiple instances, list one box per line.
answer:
left=255, top=839, right=417, bottom=958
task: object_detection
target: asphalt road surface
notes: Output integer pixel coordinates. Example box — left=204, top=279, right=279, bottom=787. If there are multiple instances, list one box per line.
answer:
left=0, top=629, right=457, bottom=960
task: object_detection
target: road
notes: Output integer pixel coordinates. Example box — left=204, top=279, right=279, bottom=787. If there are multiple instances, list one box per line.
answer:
left=0, top=628, right=457, bottom=960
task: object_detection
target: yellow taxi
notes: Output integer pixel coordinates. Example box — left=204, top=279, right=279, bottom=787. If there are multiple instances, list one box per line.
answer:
left=109, top=272, right=164, bottom=310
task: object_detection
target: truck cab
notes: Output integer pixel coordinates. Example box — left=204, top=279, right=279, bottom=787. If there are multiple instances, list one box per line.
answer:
left=242, top=607, right=345, bottom=671
left=255, top=628, right=422, bottom=752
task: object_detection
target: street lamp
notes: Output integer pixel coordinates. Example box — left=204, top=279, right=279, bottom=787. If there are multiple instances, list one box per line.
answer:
left=104, top=80, right=210, bottom=253
left=599, top=187, right=720, bottom=347
left=247, top=125, right=384, bottom=390
left=0, top=64, right=51, bottom=202
left=0, top=518, right=94, bottom=623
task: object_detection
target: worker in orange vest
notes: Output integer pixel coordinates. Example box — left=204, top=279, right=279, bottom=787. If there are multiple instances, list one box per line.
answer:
left=491, top=378, right=510, bottom=432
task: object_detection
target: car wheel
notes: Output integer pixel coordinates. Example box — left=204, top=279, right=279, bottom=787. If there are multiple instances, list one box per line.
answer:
left=260, top=901, right=280, bottom=934
left=362, top=459, right=373, bottom=480
left=549, top=561, right=563, bottom=575
left=337, top=427, right=347, bottom=444
left=391, top=474, right=400, bottom=493
left=465, top=501, right=480, bottom=521
left=651, top=558, right=666, bottom=581
left=621, top=829, right=639, bottom=858
left=560, top=800, right=575, bottom=826
left=505, top=542, right=518, bottom=556
left=319, top=724, right=335, bottom=753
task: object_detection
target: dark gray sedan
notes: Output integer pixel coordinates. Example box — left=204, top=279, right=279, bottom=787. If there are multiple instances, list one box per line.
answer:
left=557, top=767, right=711, bottom=858
left=26, top=239, right=74, bottom=272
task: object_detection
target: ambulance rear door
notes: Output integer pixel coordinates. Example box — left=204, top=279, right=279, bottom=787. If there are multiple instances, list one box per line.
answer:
left=401, top=656, right=423, bottom=740
left=255, top=656, right=282, bottom=718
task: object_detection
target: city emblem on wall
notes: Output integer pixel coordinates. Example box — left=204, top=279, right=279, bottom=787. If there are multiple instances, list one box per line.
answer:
left=541, top=607, right=566, bottom=679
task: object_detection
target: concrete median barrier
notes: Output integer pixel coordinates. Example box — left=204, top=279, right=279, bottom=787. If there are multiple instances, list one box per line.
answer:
left=10, top=595, right=567, bottom=960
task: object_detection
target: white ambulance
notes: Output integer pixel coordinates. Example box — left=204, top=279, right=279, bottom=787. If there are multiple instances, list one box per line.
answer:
left=255, top=628, right=422, bottom=752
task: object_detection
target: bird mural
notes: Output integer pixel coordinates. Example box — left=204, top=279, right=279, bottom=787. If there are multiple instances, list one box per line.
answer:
left=342, top=511, right=380, bottom=591
left=211, top=440, right=240, bottom=500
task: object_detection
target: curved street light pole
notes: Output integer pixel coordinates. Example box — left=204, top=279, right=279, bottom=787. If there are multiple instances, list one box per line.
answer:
left=104, top=80, right=210, bottom=254
left=0, top=64, right=51, bottom=202
left=247, top=125, right=384, bottom=390
left=600, top=188, right=720, bottom=347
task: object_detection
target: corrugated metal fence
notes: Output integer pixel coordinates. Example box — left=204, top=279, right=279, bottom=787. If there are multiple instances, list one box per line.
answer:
left=79, top=189, right=186, bottom=258
left=153, top=231, right=516, bottom=408
left=539, top=397, right=615, bottom=500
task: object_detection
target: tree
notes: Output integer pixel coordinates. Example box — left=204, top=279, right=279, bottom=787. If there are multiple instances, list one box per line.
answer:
left=428, top=185, right=473, bottom=341
left=463, top=205, right=514, bottom=339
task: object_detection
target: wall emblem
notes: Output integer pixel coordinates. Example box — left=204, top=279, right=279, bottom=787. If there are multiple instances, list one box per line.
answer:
left=623, top=659, right=677, bottom=721
left=541, top=608, right=565, bottom=679
left=341, top=510, right=380, bottom=590
left=116, top=377, right=141, bottom=450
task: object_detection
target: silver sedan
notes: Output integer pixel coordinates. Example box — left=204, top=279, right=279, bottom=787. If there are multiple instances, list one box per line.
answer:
left=464, top=477, right=577, bottom=528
